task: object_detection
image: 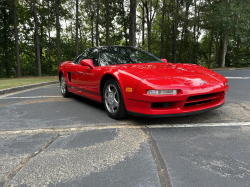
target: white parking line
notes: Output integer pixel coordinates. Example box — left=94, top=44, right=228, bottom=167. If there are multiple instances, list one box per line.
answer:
left=0, top=122, right=249, bottom=135
left=149, top=122, right=250, bottom=128
left=0, top=84, right=60, bottom=99
left=226, top=77, right=250, bottom=79
left=0, top=96, right=62, bottom=99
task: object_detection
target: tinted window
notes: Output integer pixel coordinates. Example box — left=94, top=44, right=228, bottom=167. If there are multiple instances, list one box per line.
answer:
left=100, top=47, right=162, bottom=66
left=74, top=50, right=89, bottom=64
left=87, top=48, right=99, bottom=66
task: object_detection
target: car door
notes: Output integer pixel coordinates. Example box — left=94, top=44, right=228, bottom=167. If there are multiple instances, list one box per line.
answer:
left=70, top=50, right=89, bottom=89
left=71, top=48, right=100, bottom=94
left=80, top=48, right=101, bottom=93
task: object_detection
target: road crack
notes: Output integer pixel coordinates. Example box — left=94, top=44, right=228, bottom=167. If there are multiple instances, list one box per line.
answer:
left=0, top=133, right=59, bottom=187
left=144, top=128, right=173, bottom=187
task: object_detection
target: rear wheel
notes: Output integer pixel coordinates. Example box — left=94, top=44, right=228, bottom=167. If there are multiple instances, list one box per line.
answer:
left=103, top=79, right=128, bottom=119
left=60, top=75, right=71, bottom=97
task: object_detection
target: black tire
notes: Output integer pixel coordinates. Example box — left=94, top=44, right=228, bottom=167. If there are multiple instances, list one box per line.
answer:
left=60, top=75, right=71, bottom=97
left=103, top=79, right=128, bottom=119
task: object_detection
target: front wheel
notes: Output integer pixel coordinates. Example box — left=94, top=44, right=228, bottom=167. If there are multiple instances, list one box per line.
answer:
left=103, top=79, right=128, bottom=119
left=60, top=75, right=71, bottom=97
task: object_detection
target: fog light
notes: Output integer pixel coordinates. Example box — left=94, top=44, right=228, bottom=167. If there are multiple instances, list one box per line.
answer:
left=147, top=90, right=177, bottom=95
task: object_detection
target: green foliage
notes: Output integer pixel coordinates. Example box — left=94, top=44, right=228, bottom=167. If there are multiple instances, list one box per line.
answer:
left=1, top=0, right=250, bottom=79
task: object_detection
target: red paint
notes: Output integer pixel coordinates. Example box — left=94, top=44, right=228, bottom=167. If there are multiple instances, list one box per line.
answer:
left=58, top=59, right=229, bottom=116
left=80, top=59, right=95, bottom=69
left=161, top=58, right=168, bottom=62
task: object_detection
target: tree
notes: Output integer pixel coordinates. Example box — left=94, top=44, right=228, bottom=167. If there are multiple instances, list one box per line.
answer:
left=47, top=0, right=52, bottom=74
left=129, top=0, right=136, bottom=46
left=160, top=0, right=166, bottom=58
left=1, top=0, right=250, bottom=79
left=12, top=0, right=21, bottom=77
left=178, top=0, right=191, bottom=62
left=141, top=0, right=158, bottom=52
left=56, top=0, right=61, bottom=65
left=33, top=0, right=41, bottom=76
left=96, top=0, right=100, bottom=46
left=106, top=0, right=110, bottom=46
left=172, top=0, right=179, bottom=63
left=76, top=0, right=79, bottom=56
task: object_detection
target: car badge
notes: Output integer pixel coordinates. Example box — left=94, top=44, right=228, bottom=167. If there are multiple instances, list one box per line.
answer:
left=200, top=80, right=206, bottom=84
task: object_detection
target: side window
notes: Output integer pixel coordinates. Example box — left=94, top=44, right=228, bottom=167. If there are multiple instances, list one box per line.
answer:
left=74, top=50, right=89, bottom=64
left=87, top=48, right=99, bottom=66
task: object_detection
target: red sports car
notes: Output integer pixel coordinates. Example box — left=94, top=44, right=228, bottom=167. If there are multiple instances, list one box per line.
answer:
left=58, top=46, right=229, bottom=119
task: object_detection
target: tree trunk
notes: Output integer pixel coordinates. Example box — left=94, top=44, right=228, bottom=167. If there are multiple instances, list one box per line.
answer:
left=71, top=22, right=73, bottom=44
left=56, top=0, right=61, bottom=65
left=3, top=1, right=9, bottom=77
left=48, top=0, right=51, bottom=61
left=124, top=21, right=128, bottom=46
left=129, top=0, right=136, bottom=46
left=160, top=0, right=166, bottom=58
left=208, top=34, right=213, bottom=69
left=190, top=0, right=196, bottom=64
left=165, top=13, right=170, bottom=59
left=47, top=0, right=51, bottom=75
left=91, top=15, right=94, bottom=47
left=145, top=1, right=151, bottom=52
left=213, top=33, right=219, bottom=68
left=147, top=21, right=152, bottom=52
left=33, top=0, right=41, bottom=76
left=96, top=0, right=99, bottom=46
left=178, top=1, right=189, bottom=62
left=79, top=24, right=83, bottom=52
left=218, top=35, right=223, bottom=68
left=12, top=0, right=21, bottom=77
left=142, top=0, right=158, bottom=52
left=142, top=4, right=145, bottom=46
left=146, top=1, right=152, bottom=52
left=106, top=0, right=110, bottom=46
left=40, top=20, right=43, bottom=67
left=189, top=24, right=196, bottom=63
left=172, top=0, right=178, bottom=63
left=76, top=0, right=79, bottom=56
left=188, top=42, right=194, bottom=64
left=222, top=34, right=228, bottom=68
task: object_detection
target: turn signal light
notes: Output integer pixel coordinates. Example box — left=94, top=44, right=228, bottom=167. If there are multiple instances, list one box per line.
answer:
left=125, top=87, right=133, bottom=92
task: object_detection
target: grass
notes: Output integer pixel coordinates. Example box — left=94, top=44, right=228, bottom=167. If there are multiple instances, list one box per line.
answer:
left=0, top=76, right=58, bottom=90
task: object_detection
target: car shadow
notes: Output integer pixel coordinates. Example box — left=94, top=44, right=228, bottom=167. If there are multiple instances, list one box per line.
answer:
left=70, top=94, right=244, bottom=125
left=71, top=94, right=105, bottom=112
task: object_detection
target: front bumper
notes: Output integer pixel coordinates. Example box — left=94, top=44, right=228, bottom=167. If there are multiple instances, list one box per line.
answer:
left=124, top=84, right=229, bottom=117
left=127, top=103, right=224, bottom=118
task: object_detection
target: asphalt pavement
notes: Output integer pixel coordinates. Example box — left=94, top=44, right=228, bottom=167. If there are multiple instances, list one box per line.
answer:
left=0, top=69, right=250, bottom=187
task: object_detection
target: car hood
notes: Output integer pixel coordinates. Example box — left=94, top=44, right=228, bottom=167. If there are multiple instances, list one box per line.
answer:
left=117, top=63, right=226, bottom=87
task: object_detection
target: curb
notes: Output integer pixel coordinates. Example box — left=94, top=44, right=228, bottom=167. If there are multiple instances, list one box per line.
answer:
left=0, top=81, right=59, bottom=95
left=211, top=67, right=250, bottom=71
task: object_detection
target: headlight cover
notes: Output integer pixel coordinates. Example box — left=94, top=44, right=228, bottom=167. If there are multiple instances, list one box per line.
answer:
left=147, top=90, right=177, bottom=95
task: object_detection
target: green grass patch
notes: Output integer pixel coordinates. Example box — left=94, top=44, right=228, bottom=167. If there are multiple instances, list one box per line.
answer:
left=0, top=76, right=58, bottom=90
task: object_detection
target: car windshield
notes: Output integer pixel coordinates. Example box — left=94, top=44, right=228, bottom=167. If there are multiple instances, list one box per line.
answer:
left=100, top=46, right=163, bottom=66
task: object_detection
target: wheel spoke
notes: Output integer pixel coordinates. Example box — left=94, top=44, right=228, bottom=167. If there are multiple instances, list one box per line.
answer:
left=113, top=99, right=118, bottom=107
left=104, top=83, right=119, bottom=114
left=61, top=77, right=66, bottom=94
left=107, top=86, right=112, bottom=93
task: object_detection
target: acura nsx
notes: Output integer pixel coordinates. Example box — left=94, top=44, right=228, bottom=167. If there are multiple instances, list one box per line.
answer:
left=58, top=46, right=229, bottom=119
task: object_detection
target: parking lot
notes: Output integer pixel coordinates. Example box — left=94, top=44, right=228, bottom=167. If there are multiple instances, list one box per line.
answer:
left=0, top=69, right=250, bottom=187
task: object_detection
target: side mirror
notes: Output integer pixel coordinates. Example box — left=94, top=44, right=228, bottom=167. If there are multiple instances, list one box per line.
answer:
left=80, top=59, right=95, bottom=69
left=161, top=58, right=168, bottom=63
